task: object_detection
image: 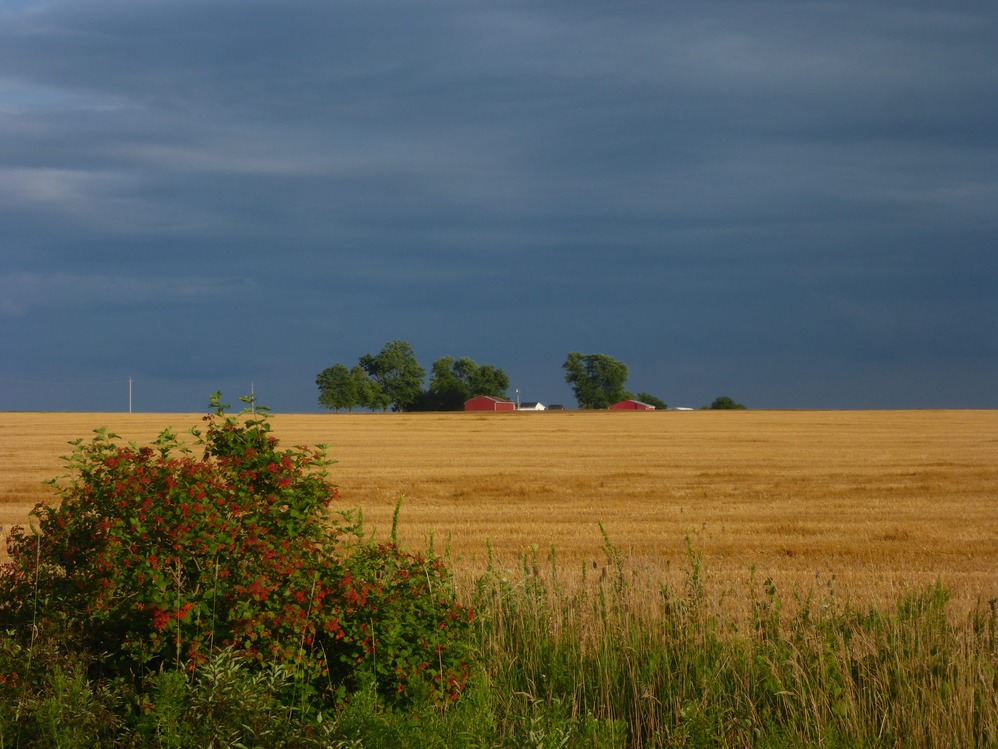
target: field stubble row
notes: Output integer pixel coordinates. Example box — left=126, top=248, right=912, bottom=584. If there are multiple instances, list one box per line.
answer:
left=1, top=409, right=995, bottom=616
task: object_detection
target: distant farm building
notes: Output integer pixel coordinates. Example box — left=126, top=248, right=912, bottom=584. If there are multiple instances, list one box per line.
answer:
left=464, top=395, right=516, bottom=412
left=518, top=401, right=546, bottom=411
left=609, top=399, right=656, bottom=411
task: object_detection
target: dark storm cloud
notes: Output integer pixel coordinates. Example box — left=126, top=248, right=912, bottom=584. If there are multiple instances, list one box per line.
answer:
left=1, top=0, right=995, bottom=411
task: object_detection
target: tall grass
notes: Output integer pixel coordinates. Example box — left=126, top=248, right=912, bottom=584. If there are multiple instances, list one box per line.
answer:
left=469, top=537, right=998, bottom=748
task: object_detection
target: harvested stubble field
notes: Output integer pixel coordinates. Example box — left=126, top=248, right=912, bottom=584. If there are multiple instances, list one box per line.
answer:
left=1, top=409, right=996, bottom=616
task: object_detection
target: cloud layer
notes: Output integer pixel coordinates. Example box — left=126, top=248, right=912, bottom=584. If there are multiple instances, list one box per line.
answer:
left=2, top=0, right=996, bottom=411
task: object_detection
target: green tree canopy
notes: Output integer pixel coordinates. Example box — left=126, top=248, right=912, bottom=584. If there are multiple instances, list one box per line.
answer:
left=316, top=363, right=357, bottom=412
left=420, top=356, right=468, bottom=411
left=359, top=340, right=426, bottom=412
left=706, top=395, right=747, bottom=410
left=316, top=363, right=381, bottom=412
left=562, top=352, right=629, bottom=409
left=469, top=363, right=510, bottom=398
left=634, top=392, right=668, bottom=410
left=349, top=364, right=378, bottom=411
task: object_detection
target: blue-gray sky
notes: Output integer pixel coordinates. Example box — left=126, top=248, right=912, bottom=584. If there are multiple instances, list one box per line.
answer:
left=1, top=0, right=996, bottom=412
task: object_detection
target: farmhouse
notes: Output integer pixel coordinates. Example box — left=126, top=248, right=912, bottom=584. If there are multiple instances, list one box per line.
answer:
left=609, top=399, right=656, bottom=411
left=464, top=395, right=516, bottom=412
left=517, top=401, right=546, bottom=411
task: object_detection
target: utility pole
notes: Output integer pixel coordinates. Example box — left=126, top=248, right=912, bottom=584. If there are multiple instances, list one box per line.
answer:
left=128, top=376, right=133, bottom=414
left=251, top=381, right=255, bottom=414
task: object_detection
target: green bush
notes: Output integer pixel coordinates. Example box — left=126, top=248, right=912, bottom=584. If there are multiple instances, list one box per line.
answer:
left=0, top=394, right=473, bottom=708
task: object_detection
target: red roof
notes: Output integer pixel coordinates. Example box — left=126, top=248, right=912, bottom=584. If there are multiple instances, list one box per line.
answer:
left=609, top=399, right=656, bottom=411
left=464, top=395, right=516, bottom=411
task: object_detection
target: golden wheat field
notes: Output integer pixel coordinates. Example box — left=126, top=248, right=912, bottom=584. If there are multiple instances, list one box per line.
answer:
left=1, top=409, right=996, bottom=615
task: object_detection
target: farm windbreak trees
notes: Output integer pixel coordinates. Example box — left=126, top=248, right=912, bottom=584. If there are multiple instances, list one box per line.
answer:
left=0, top=394, right=473, bottom=707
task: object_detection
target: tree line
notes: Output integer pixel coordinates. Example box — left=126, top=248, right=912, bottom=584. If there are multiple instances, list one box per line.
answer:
left=315, top=340, right=510, bottom=413
left=316, top=340, right=741, bottom=412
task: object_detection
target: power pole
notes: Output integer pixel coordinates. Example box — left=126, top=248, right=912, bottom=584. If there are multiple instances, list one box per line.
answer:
left=128, top=376, right=133, bottom=414
left=251, top=381, right=255, bottom=414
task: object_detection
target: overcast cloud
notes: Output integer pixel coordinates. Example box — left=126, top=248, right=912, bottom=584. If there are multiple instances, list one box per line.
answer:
left=1, top=0, right=995, bottom=412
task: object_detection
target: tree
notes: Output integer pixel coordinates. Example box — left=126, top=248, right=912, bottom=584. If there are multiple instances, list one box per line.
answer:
left=416, top=356, right=467, bottom=411
left=706, top=395, right=746, bottom=410
left=361, top=381, right=392, bottom=412
left=413, top=356, right=512, bottom=411
left=635, top=392, right=668, bottom=410
left=359, top=340, right=426, bottom=412
left=563, top=352, right=629, bottom=409
left=316, top=363, right=357, bottom=412
left=316, top=362, right=386, bottom=412
left=349, top=365, right=378, bottom=411
left=469, top=363, right=510, bottom=398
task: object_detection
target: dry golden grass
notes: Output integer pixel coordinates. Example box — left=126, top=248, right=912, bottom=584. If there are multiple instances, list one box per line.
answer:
left=2, top=409, right=996, bottom=615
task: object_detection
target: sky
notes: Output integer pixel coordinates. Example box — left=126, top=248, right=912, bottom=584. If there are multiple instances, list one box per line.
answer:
left=1, top=0, right=996, bottom=412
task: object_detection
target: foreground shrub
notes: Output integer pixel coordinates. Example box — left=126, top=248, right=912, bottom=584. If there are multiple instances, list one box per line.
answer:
left=0, top=394, right=473, bottom=707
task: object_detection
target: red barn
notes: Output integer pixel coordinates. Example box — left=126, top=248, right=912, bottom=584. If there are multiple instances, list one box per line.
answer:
left=464, top=395, right=516, bottom=412
left=609, top=399, right=656, bottom=411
